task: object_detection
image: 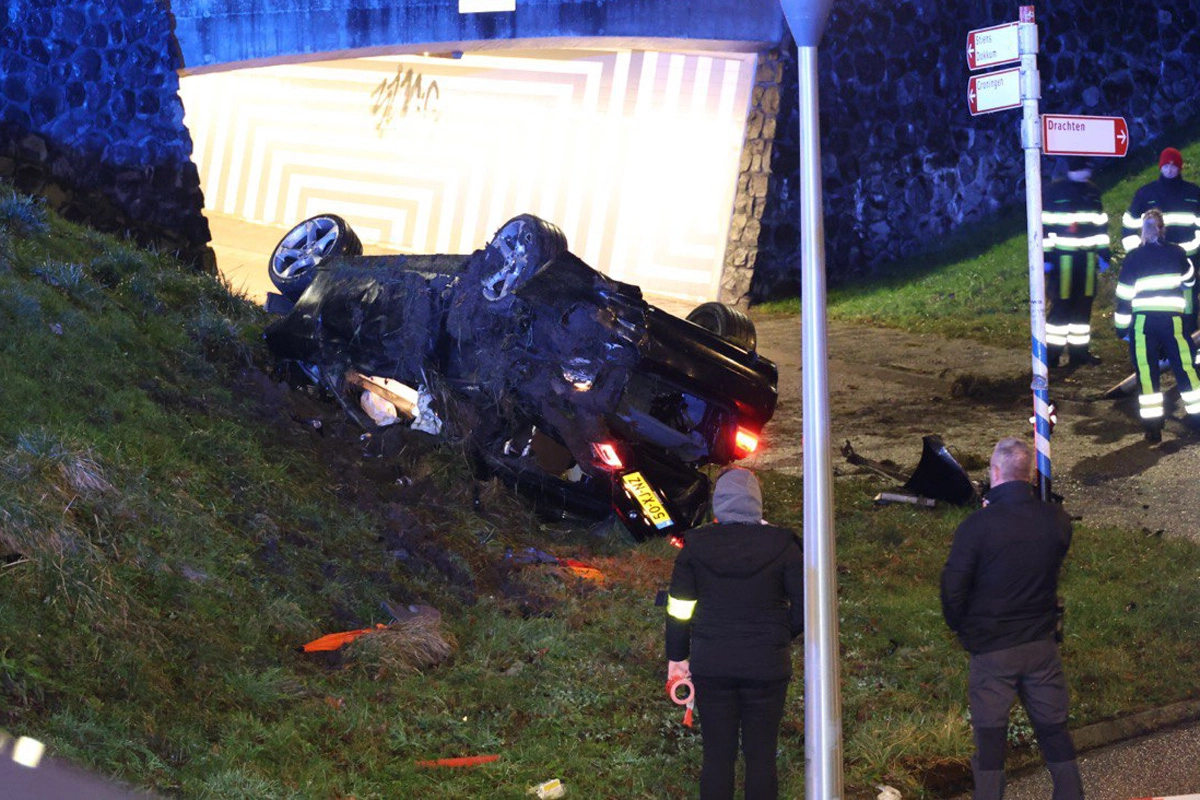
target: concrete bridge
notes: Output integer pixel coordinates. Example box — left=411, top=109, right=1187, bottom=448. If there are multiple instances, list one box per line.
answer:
left=169, top=0, right=787, bottom=71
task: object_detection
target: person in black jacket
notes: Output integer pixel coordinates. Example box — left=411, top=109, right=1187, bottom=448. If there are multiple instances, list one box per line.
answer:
left=664, top=467, right=803, bottom=800
left=1041, top=156, right=1110, bottom=367
left=941, top=437, right=1083, bottom=800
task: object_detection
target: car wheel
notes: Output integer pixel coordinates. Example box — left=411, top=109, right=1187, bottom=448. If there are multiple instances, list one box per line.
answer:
left=685, top=302, right=757, bottom=352
left=480, top=214, right=567, bottom=301
left=269, top=214, right=363, bottom=301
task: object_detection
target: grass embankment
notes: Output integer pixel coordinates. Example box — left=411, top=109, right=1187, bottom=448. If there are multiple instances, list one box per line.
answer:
left=1, top=172, right=1198, bottom=800
left=762, top=141, right=1200, bottom=360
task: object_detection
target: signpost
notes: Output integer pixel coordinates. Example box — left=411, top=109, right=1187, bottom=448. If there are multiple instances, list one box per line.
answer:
left=964, top=6, right=1055, bottom=499
left=966, top=21, right=1020, bottom=71
left=967, top=67, right=1022, bottom=116
left=1041, top=114, right=1130, bottom=157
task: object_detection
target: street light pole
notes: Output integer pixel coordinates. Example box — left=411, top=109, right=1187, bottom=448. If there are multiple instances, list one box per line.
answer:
left=779, top=1, right=841, bottom=797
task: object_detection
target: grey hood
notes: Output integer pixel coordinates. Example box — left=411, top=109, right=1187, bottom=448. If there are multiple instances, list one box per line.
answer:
left=712, top=467, right=762, bottom=524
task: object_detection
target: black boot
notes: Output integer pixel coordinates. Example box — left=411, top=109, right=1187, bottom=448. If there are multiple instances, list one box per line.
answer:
left=1145, top=426, right=1163, bottom=443
left=1069, top=350, right=1101, bottom=366
left=1046, top=759, right=1084, bottom=800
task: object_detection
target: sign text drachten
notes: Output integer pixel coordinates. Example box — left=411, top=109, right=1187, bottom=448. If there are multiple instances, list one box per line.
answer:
left=1041, top=114, right=1130, bottom=158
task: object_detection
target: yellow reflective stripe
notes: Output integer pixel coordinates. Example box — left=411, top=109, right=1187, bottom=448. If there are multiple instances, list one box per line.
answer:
left=1132, top=297, right=1187, bottom=311
left=1162, top=212, right=1200, bottom=226
left=1042, top=211, right=1108, bottom=226
left=667, top=595, right=696, bottom=621
left=1048, top=234, right=1109, bottom=249
left=1172, top=317, right=1200, bottom=394
left=1135, top=273, right=1188, bottom=292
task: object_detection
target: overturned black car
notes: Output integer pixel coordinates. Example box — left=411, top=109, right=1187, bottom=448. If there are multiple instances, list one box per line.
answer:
left=263, top=213, right=778, bottom=541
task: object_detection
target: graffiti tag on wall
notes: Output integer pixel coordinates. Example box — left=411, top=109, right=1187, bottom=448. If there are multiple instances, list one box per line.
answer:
left=371, top=66, right=441, bottom=133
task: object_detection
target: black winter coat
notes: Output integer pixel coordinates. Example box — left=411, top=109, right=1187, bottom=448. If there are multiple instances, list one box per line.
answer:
left=665, top=522, right=803, bottom=681
left=940, top=481, right=1072, bottom=655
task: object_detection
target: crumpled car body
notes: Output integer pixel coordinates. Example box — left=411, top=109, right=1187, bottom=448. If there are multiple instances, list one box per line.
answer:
left=263, top=214, right=778, bottom=540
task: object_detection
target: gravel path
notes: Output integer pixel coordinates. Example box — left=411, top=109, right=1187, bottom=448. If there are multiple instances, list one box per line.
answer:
left=746, top=314, right=1200, bottom=542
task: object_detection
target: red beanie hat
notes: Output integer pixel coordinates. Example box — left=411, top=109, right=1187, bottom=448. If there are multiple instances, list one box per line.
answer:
left=1160, top=147, right=1184, bottom=169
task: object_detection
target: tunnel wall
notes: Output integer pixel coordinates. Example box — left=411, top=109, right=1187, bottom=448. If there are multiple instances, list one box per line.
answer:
left=0, top=0, right=212, bottom=269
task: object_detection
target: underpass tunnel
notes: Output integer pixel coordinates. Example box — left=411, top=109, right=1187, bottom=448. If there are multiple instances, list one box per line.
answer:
left=177, top=42, right=765, bottom=311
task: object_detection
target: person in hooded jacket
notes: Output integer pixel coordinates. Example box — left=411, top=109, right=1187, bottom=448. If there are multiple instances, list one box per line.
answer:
left=664, top=467, right=803, bottom=800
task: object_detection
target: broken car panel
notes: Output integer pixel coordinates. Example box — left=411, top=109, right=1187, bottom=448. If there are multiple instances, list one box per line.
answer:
left=263, top=214, right=779, bottom=541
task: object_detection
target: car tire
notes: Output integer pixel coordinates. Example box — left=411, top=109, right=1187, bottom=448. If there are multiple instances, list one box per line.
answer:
left=480, top=214, right=568, bottom=301
left=269, top=214, right=363, bottom=301
left=685, top=302, right=757, bottom=352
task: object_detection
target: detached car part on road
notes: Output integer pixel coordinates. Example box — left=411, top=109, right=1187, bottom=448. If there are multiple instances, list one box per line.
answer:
left=263, top=213, right=778, bottom=541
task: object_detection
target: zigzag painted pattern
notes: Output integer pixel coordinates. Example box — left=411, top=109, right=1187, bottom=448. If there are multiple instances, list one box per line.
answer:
left=180, top=47, right=756, bottom=302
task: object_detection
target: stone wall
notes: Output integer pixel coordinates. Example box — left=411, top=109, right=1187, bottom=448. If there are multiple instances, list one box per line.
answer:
left=2, top=0, right=1195, bottom=290
left=720, top=50, right=784, bottom=309
left=751, top=0, right=1200, bottom=299
left=0, top=0, right=212, bottom=270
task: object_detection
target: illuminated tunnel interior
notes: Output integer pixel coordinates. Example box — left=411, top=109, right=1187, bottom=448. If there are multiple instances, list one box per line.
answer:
left=178, top=46, right=760, bottom=306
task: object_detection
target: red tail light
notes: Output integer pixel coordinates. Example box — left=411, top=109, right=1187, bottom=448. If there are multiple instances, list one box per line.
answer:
left=734, top=427, right=759, bottom=458
left=592, top=442, right=623, bottom=469
left=668, top=534, right=685, bottom=549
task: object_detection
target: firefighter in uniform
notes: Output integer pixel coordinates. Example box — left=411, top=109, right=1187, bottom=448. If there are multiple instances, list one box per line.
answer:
left=1122, top=147, right=1200, bottom=334
left=1041, top=156, right=1110, bottom=367
left=1114, top=209, right=1200, bottom=442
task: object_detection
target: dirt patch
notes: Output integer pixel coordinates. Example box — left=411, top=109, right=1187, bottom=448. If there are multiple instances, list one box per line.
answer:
left=746, top=314, right=1200, bottom=541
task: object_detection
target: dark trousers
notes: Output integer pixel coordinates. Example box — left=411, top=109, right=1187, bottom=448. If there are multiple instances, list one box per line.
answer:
left=1129, top=313, right=1200, bottom=429
left=1046, top=253, right=1098, bottom=364
left=968, top=638, right=1083, bottom=800
left=692, top=675, right=789, bottom=800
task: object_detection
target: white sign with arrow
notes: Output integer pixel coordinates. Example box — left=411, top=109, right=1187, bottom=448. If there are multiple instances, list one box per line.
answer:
left=967, top=67, right=1022, bottom=116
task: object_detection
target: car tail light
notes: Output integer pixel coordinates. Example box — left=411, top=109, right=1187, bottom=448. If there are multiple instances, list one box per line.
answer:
left=592, top=442, right=623, bottom=469
left=668, top=534, right=685, bottom=549
left=734, top=427, right=759, bottom=458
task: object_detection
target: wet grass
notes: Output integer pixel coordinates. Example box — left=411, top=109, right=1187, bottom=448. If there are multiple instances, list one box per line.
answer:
left=759, top=139, right=1200, bottom=361
left=2, top=180, right=1200, bottom=799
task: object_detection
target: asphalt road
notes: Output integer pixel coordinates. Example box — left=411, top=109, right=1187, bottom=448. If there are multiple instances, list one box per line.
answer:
left=949, top=718, right=1200, bottom=800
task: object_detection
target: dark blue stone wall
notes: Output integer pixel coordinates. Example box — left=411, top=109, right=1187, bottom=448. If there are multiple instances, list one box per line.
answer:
left=0, top=0, right=211, bottom=268
left=752, top=0, right=1200, bottom=298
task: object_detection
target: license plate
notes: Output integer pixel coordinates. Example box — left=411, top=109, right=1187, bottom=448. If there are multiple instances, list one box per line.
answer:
left=621, top=471, right=673, bottom=529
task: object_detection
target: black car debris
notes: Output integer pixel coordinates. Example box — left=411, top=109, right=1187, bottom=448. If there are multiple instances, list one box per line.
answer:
left=262, top=213, right=778, bottom=541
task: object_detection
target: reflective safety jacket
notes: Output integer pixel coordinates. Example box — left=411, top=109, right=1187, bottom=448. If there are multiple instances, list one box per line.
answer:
left=1122, top=175, right=1200, bottom=257
left=1042, top=177, right=1109, bottom=262
left=665, top=522, right=803, bottom=681
left=1114, top=239, right=1195, bottom=335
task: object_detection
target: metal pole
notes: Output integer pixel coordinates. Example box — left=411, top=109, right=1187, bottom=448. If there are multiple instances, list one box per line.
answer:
left=798, top=43, right=844, bottom=800
left=1019, top=5, right=1052, bottom=500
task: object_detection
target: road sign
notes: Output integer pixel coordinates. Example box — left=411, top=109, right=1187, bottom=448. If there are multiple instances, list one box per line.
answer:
left=967, top=67, right=1021, bottom=116
left=1041, top=114, right=1130, bottom=157
left=966, top=21, right=1020, bottom=71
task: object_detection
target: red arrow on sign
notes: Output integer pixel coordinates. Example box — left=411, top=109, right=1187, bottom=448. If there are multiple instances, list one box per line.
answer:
left=1041, top=114, right=1130, bottom=157
left=967, top=67, right=1022, bottom=116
